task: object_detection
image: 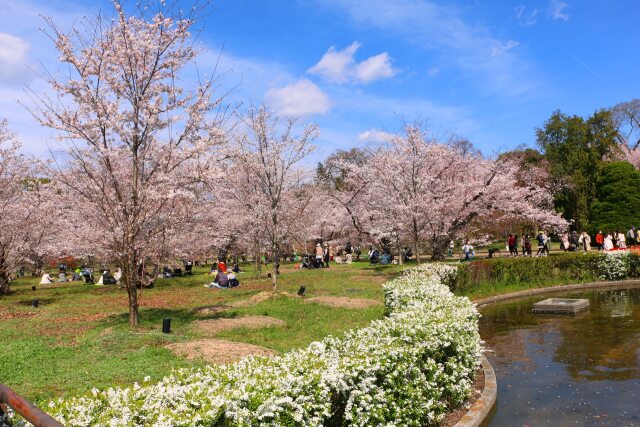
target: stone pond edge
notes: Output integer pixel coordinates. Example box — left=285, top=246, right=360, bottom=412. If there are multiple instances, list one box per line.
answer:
left=453, top=356, right=496, bottom=427
left=473, top=279, right=640, bottom=307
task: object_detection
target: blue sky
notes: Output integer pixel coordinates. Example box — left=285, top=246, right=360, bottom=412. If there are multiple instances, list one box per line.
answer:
left=0, top=0, right=638, bottom=159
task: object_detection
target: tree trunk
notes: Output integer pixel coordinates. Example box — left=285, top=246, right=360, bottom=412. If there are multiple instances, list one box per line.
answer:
left=412, top=217, right=420, bottom=265
left=431, top=237, right=449, bottom=261
left=123, top=255, right=140, bottom=327
left=397, top=235, right=403, bottom=266
left=126, top=283, right=139, bottom=326
left=0, top=266, right=10, bottom=295
left=254, top=239, right=262, bottom=279
left=271, top=241, right=278, bottom=291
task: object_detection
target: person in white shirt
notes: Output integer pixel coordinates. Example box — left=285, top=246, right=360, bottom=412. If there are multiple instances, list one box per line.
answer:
left=39, top=272, right=54, bottom=285
left=603, top=233, right=614, bottom=251
left=462, top=240, right=474, bottom=261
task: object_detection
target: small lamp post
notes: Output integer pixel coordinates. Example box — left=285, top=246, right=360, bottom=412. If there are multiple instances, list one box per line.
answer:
left=162, top=318, right=171, bottom=334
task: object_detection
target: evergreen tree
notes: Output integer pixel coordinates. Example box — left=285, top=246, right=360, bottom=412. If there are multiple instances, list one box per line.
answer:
left=590, top=161, right=640, bottom=233
left=536, top=109, right=620, bottom=230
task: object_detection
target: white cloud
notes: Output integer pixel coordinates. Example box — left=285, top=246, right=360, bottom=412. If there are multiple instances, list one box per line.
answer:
left=515, top=5, right=539, bottom=26
left=264, top=79, right=332, bottom=117
left=491, top=40, right=520, bottom=58
left=354, top=52, right=397, bottom=83
left=357, top=128, right=394, bottom=143
left=427, top=66, right=440, bottom=77
left=0, top=33, right=30, bottom=84
left=315, top=0, right=542, bottom=97
left=308, top=42, right=361, bottom=84
left=308, top=42, right=398, bottom=84
left=550, top=0, right=570, bottom=21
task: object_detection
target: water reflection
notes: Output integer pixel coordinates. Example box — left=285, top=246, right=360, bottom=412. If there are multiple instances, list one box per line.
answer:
left=480, top=286, right=640, bottom=426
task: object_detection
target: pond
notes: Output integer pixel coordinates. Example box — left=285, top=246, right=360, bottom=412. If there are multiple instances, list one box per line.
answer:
left=480, top=286, right=640, bottom=426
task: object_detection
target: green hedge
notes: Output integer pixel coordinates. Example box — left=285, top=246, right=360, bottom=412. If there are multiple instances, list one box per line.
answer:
left=452, top=252, right=640, bottom=295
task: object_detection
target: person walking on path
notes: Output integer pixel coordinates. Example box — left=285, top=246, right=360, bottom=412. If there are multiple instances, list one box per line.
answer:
left=580, top=231, right=591, bottom=251
left=569, top=231, right=580, bottom=251
left=595, top=231, right=604, bottom=251
left=315, top=243, right=324, bottom=268
left=604, top=233, right=614, bottom=251
left=323, top=243, right=330, bottom=268
left=507, top=234, right=516, bottom=257
left=560, top=232, right=570, bottom=252
left=524, top=234, right=532, bottom=257
left=628, top=226, right=636, bottom=246
left=536, top=232, right=546, bottom=257
left=462, top=240, right=475, bottom=261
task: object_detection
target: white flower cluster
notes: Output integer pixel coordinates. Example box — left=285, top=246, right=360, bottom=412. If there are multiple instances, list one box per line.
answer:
left=598, top=250, right=631, bottom=280
left=23, top=264, right=480, bottom=426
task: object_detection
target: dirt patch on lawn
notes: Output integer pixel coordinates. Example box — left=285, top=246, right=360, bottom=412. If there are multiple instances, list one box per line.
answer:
left=0, top=309, right=39, bottom=320
left=350, top=275, right=389, bottom=283
left=194, top=316, right=285, bottom=334
left=193, top=305, right=229, bottom=316
left=228, top=291, right=272, bottom=307
left=166, top=339, right=276, bottom=364
left=304, top=296, right=382, bottom=309
left=228, top=291, right=299, bottom=308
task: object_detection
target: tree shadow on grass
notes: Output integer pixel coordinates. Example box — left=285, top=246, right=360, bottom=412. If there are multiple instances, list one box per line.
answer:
left=17, top=298, right=57, bottom=306
left=103, top=307, right=241, bottom=332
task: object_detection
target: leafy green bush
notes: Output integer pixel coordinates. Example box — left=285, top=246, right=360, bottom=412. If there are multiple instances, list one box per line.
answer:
left=451, top=252, right=640, bottom=294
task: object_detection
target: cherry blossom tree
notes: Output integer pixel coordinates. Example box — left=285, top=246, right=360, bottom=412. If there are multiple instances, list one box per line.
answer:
left=29, top=2, right=226, bottom=325
left=619, top=145, right=640, bottom=169
left=612, top=99, right=640, bottom=149
left=330, top=125, right=567, bottom=261
left=0, top=120, right=57, bottom=294
left=229, top=106, right=317, bottom=290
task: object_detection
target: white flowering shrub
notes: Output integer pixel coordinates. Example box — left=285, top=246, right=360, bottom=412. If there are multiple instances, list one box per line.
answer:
left=598, top=250, right=631, bottom=280
left=15, top=264, right=480, bottom=426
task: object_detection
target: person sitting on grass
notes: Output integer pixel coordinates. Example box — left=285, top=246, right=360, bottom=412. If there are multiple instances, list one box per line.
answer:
left=228, top=271, right=240, bottom=288
left=380, top=252, right=391, bottom=265
left=102, top=269, right=117, bottom=285
left=369, top=248, right=380, bottom=265
left=81, top=267, right=94, bottom=284
left=39, top=271, right=54, bottom=285
left=97, top=269, right=117, bottom=285
left=205, top=262, right=230, bottom=289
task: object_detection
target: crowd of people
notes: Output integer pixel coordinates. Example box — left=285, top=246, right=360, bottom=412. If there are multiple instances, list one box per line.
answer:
left=27, top=225, right=640, bottom=291
left=500, top=226, right=639, bottom=258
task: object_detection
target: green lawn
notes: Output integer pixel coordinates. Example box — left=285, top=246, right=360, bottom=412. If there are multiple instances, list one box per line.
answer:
left=0, top=261, right=404, bottom=403
left=3, top=254, right=608, bottom=405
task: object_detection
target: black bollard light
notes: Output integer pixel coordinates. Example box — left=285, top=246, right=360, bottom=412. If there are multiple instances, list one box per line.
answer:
left=162, top=318, right=171, bottom=334
left=31, top=299, right=39, bottom=307
left=31, top=285, right=36, bottom=291
left=297, top=285, right=306, bottom=297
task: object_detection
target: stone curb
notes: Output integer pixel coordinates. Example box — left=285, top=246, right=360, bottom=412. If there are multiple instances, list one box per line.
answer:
left=472, top=279, right=640, bottom=307
left=454, top=356, right=496, bottom=427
